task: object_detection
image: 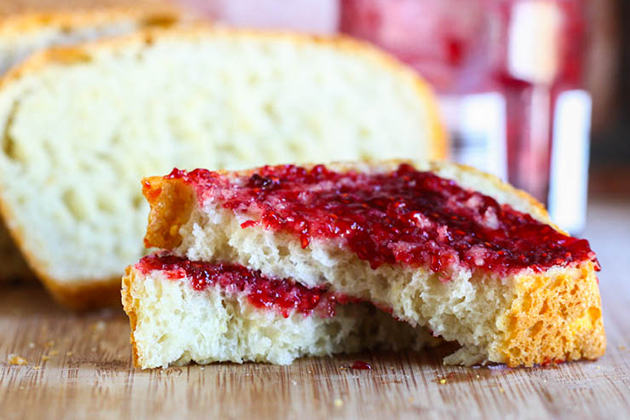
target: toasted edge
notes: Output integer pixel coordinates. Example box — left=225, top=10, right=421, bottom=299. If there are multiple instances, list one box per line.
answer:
left=0, top=5, right=182, bottom=36
left=497, top=261, right=605, bottom=367
left=121, top=265, right=141, bottom=367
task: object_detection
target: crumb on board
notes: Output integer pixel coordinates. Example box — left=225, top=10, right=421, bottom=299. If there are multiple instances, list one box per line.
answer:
left=28, top=343, right=35, bottom=349
left=7, top=354, right=28, bottom=365
left=66, top=352, right=73, bottom=357
left=44, top=341, right=55, bottom=348
left=42, top=356, right=50, bottom=362
left=333, top=398, right=344, bottom=408
left=439, top=379, right=447, bottom=384
left=91, top=321, right=106, bottom=333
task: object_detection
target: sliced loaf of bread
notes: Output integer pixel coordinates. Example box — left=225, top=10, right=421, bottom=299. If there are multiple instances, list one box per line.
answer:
left=0, top=27, right=445, bottom=308
left=139, top=160, right=605, bottom=367
left=0, top=0, right=181, bottom=282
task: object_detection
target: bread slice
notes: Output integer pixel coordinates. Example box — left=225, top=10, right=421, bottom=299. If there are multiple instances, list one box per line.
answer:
left=122, top=252, right=438, bottom=368
left=0, top=26, right=445, bottom=309
left=0, top=0, right=181, bottom=284
left=141, top=160, right=605, bottom=367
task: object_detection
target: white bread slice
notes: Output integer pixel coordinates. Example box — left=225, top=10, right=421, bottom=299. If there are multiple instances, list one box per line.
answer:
left=0, top=0, right=181, bottom=283
left=142, top=160, right=605, bottom=367
left=122, top=253, right=438, bottom=368
left=0, top=26, right=445, bottom=309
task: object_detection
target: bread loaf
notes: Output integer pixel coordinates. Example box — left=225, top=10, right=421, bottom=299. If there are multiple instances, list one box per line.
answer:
left=0, top=0, right=181, bottom=283
left=0, top=27, right=445, bottom=308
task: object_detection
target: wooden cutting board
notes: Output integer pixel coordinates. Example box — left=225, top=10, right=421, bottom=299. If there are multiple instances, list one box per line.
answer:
left=1, top=197, right=629, bottom=420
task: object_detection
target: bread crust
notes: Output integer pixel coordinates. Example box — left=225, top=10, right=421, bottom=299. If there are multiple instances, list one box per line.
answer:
left=0, top=0, right=182, bottom=35
left=0, top=27, right=447, bottom=309
left=496, top=261, right=605, bottom=366
left=121, top=266, right=141, bottom=367
left=142, top=160, right=605, bottom=366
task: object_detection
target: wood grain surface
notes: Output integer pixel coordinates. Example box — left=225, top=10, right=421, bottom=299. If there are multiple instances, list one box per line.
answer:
left=0, top=197, right=629, bottom=420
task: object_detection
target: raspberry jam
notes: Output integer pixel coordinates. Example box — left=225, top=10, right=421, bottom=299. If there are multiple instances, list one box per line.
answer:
left=137, top=253, right=350, bottom=318
left=168, top=164, right=599, bottom=276
left=350, top=360, right=372, bottom=370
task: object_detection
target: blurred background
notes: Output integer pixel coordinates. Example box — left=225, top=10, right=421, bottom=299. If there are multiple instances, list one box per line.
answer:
left=174, top=0, right=629, bottom=233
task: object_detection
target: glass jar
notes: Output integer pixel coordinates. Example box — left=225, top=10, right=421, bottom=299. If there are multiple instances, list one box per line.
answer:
left=340, top=0, right=592, bottom=233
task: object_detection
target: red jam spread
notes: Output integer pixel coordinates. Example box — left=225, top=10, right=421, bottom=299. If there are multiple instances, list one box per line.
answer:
left=167, top=164, right=599, bottom=276
left=137, top=253, right=352, bottom=318
left=349, top=360, right=372, bottom=370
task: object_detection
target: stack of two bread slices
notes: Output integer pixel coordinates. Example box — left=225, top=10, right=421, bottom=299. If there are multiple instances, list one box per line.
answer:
left=123, top=160, right=605, bottom=369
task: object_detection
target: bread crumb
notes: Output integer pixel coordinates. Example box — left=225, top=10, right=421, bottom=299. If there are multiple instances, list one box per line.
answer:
left=44, top=341, right=55, bottom=348
left=28, top=342, right=35, bottom=349
left=439, top=379, right=447, bottom=384
left=48, top=350, right=59, bottom=357
left=42, top=356, right=50, bottom=362
left=333, top=398, right=344, bottom=407
left=499, top=387, right=505, bottom=393
left=7, top=354, right=27, bottom=365
left=66, top=352, right=73, bottom=357
left=33, top=366, right=41, bottom=370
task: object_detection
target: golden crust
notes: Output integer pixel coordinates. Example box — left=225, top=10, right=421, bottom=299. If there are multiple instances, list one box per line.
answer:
left=496, top=261, right=605, bottom=367
left=0, top=3, right=182, bottom=37
left=0, top=26, right=447, bottom=308
left=121, top=266, right=141, bottom=368
left=143, top=176, right=196, bottom=251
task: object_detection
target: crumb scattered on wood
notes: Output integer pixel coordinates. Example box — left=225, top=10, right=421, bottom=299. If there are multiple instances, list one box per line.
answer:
left=7, top=354, right=27, bottom=365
